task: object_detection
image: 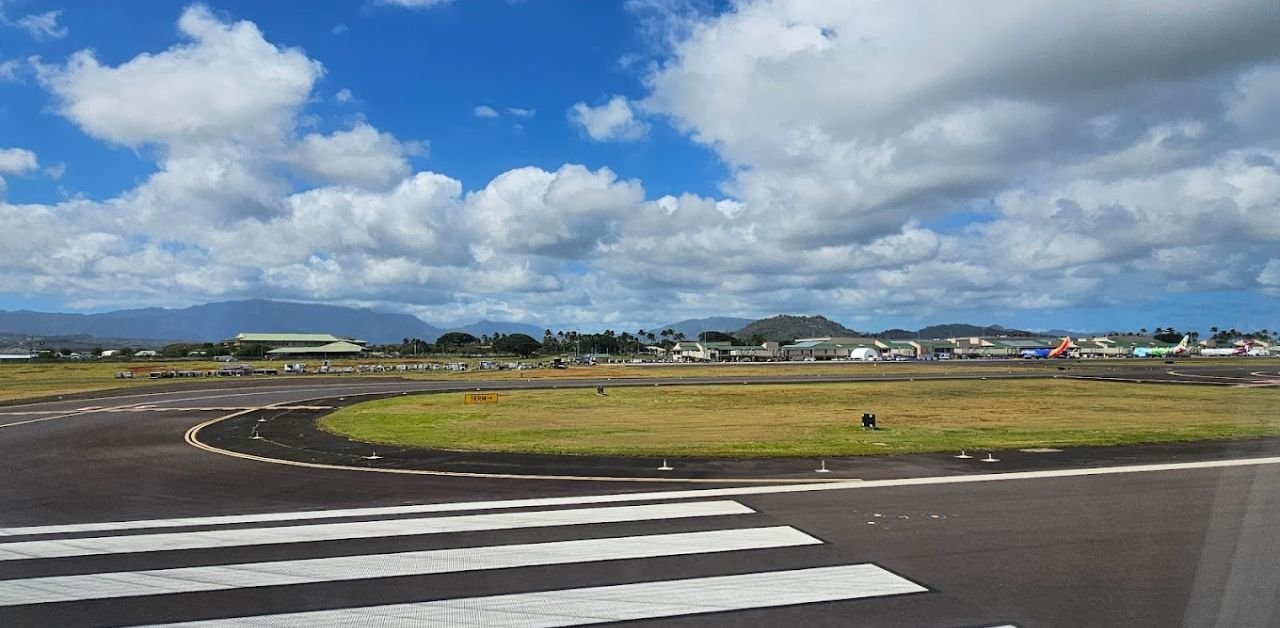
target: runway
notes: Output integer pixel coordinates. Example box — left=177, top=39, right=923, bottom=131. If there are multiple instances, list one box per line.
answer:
left=2, top=369, right=1278, bottom=626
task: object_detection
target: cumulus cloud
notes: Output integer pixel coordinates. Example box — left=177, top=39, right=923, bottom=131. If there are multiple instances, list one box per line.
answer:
left=472, top=105, right=499, bottom=118
left=569, top=96, right=650, bottom=142
left=460, top=165, right=645, bottom=257
left=617, top=0, right=1280, bottom=317
left=506, top=107, right=536, bottom=118
left=8, top=2, right=1280, bottom=330
left=0, top=147, right=38, bottom=194
left=334, top=88, right=355, bottom=104
left=36, top=4, right=321, bottom=147
left=0, top=148, right=38, bottom=174
left=288, top=123, right=422, bottom=189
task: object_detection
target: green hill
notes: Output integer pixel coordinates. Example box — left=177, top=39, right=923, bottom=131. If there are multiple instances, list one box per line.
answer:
left=735, top=315, right=862, bottom=343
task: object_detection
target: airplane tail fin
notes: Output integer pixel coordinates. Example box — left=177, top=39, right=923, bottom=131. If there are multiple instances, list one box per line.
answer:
left=1048, top=336, right=1071, bottom=358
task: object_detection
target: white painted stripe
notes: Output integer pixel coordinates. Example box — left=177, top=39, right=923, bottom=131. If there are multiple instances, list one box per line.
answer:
left=0, top=495, right=784, bottom=538
left=7, top=455, right=1280, bottom=538
left=0, top=501, right=752, bottom=561
left=140, top=564, right=926, bottom=627
left=0, top=526, right=818, bottom=606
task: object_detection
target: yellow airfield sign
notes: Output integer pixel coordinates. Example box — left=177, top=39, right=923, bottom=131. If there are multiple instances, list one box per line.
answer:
left=464, top=393, right=499, bottom=404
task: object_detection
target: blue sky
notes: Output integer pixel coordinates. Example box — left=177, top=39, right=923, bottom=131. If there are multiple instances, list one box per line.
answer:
left=1, top=0, right=1278, bottom=334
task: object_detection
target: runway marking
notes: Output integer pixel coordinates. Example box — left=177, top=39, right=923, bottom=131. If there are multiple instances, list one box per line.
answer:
left=9, top=454, right=1280, bottom=539
left=1166, top=370, right=1260, bottom=382
left=1060, top=374, right=1226, bottom=386
left=184, top=397, right=1280, bottom=484
left=0, top=501, right=753, bottom=561
left=134, top=564, right=927, bottom=627
left=0, top=526, right=819, bottom=606
left=0, top=405, right=141, bottom=429
left=0, top=382, right=425, bottom=410
left=0, top=405, right=333, bottom=417
left=182, top=409, right=852, bottom=485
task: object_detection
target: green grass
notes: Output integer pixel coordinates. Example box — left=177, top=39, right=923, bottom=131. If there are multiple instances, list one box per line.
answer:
left=0, top=357, right=1062, bottom=402
left=319, top=379, right=1280, bottom=457
left=4, top=354, right=1278, bottom=404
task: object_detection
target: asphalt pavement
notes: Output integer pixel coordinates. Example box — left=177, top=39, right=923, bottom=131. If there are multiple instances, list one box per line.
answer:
left=1, top=366, right=1277, bottom=627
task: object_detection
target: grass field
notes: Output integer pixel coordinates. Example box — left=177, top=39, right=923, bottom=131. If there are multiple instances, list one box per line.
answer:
left=319, top=379, right=1280, bottom=457
left=3, top=356, right=1278, bottom=404
left=0, top=361, right=229, bottom=403
left=0, top=357, right=1065, bottom=402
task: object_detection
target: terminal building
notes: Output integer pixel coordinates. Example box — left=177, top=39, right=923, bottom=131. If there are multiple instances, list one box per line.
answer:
left=0, top=345, right=34, bottom=361
left=230, top=333, right=367, bottom=359
left=652, top=333, right=1264, bottom=363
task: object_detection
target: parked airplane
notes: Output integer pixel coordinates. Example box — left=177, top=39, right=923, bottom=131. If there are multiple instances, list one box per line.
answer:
left=1020, top=337, right=1072, bottom=359
left=1200, top=340, right=1251, bottom=357
left=1133, top=335, right=1190, bottom=358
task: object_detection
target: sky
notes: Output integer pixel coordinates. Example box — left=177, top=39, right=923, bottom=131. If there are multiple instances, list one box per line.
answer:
left=1, top=0, right=1279, bottom=334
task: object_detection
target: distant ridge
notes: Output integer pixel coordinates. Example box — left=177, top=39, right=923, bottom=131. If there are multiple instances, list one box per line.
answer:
left=445, top=320, right=545, bottom=339
left=0, top=300, right=1094, bottom=348
left=912, top=323, right=1035, bottom=339
left=879, top=323, right=1035, bottom=339
left=655, top=317, right=755, bottom=339
left=0, top=300, right=442, bottom=345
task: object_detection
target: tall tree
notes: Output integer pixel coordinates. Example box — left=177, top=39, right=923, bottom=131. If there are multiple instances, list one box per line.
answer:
left=493, top=333, right=541, bottom=357
left=436, top=332, right=479, bottom=351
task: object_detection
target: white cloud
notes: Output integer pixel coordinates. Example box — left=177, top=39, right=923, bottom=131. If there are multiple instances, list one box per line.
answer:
left=1259, top=259, right=1280, bottom=296
left=331, top=23, right=348, bottom=35
left=0, top=58, right=19, bottom=81
left=8, top=2, right=1280, bottom=330
left=36, top=4, right=321, bottom=147
left=460, top=164, right=645, bottom=257
left=0, top=147, right=38, bottom=195
left=0, top=148, right=38, bottom=174
left=16, top=10, right=66, bottom=40
left=472, top=105, right=499, bottom=119
left=334, top=88, right=355, bottom=104
left=288, top=123, right=422, bottom=189
left=569, top=96, right=649, bottom=142
left=377, top=0, right=453, bottom=9
left=506, top=107, right=536, bottom=118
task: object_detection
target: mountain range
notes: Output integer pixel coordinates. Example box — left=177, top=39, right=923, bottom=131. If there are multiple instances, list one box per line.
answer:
left=880, top=323, right=1035, bottom=340
left=0, top=300, right=1079, bottom=347
left=653, top=317, right=756, bottom=340
left=0, top=300, right=444, bottom=345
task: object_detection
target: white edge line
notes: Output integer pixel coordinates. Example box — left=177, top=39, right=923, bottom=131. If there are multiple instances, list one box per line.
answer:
left=182, top=409, right=852, bottom=485
left=7, top=455, right=1280, bottom=538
